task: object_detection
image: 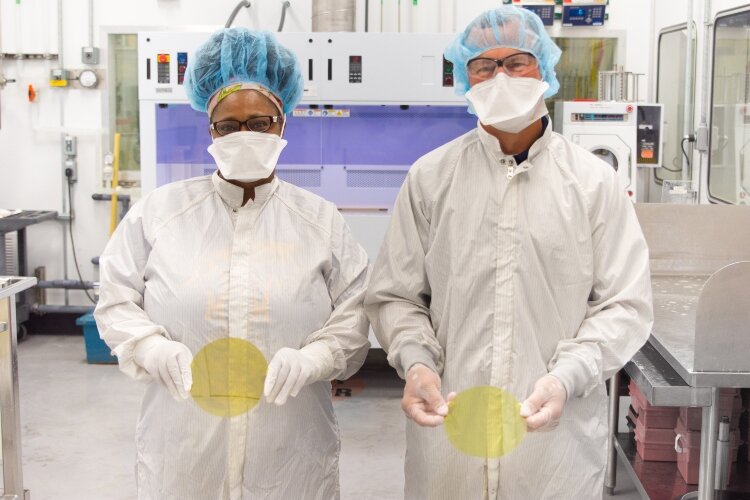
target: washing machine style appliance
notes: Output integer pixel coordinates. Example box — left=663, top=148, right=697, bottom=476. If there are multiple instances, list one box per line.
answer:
left=554, top=101, right=663, bottom=202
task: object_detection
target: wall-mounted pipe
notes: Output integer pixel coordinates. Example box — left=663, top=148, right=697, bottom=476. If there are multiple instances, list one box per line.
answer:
left=88, top=0, right=94, bottom=47
left=57, top=0, right=63, bottom=70
left=226, top=1, right=251, bottom=29
left=36, top=280, right=96, bottom=290
left=278, top=1, right=291, bottom=32
left=34, top=304, right=95, bottom=315
left=682, top=0, right=694, bottom=181
left=696, top=0, right=712, bottom=197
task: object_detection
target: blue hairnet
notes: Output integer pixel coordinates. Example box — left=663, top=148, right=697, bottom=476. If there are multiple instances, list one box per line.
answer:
left=184, top=28, right=304, bottom=115
left=445, top=6, right=562, bottom=99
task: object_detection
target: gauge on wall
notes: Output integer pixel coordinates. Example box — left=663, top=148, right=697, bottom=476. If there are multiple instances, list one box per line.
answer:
left=78, top=69, right=99, bottom=89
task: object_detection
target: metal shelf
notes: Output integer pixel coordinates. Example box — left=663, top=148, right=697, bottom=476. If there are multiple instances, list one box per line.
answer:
left=624, top=341, right=712, bottom=407
left=615, top=433, right=750, bottom=500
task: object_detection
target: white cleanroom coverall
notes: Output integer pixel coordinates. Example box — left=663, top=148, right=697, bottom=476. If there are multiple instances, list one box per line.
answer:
left=365, top=123, right=653, bottom=499
left=95, top=173, right=370, bottom=500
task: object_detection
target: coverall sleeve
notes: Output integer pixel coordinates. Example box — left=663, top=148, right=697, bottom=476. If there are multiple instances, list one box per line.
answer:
left=94, top=202, right=167, bottom=382
left=304, top=210, right=371, bottom=381
left=364, top=172, right=445, bottom=379
left=548, top=176, right=654, bottom=398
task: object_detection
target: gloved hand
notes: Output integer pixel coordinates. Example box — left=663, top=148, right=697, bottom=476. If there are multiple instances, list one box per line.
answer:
left=264, top=342, right=334, bottom=406
left=133, top=334, right=193, bottom=401
left=520, top=374, right=568, bottom=431
left=402, top=363, right=453, bottom=427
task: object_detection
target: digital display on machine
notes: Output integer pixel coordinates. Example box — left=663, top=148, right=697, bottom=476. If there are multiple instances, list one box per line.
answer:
left=572, top=113, right=626, bottom=122
left=442, top=58, right=454, bottom=87
left=349, top=55, right=362, bottom=83
left=157, top=53, right=170, bottom=84
left=636, top=104, right=662, bottom=167
left=522, top=5, right=554, bottom=26
left=562, top=5, right=605, bottom=26
left=177, top=52, right=188, bottom=85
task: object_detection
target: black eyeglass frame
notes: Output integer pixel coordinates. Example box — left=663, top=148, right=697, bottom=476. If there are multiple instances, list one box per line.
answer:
left=210, top=115, right=284, bottom=136
left=466, top=52, right=538, bottom=76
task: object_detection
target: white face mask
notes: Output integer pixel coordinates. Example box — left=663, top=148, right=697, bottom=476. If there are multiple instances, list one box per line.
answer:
left=207, top=131, right=287, bottom=182
left=465, top=73, right=550, bottom=133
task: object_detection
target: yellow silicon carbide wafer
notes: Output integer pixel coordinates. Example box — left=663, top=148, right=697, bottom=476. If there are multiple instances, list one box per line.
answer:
left=190, top=338, right=267, bottom=417
left=444, top=386, right=526, bottom=458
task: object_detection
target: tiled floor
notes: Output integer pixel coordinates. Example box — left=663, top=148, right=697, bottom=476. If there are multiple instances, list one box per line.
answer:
left=11, top=335, right=643, bottom=499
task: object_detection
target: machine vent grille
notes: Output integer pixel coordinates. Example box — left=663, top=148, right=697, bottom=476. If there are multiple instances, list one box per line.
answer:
left=347, top=170, right=407, bottom=188
left=277, top=169, right=322, bottom=187
left=3, top=233, right=18, bottom=275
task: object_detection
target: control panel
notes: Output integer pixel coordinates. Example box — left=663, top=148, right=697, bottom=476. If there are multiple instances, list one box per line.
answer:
left=562, top=5, right=606, bottom=26
left=636, top=104, right=663, bottom=167
left=442, top=58, right=454, bottom=87
left=138, top=32, right=466, bottom=105
left=571, top=112, right=627, bottom=122
left=157, top=53, right=170, bottom=84
left=522, top=5, right=554, bottom=26
left=177, top=52, right=188, bottom=85
left=348, top=55, right=362, bottom=83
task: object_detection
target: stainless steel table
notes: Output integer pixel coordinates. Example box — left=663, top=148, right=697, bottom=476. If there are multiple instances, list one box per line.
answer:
left=607, top=267, right=750, bottom=500
left=0, top=276, right=35, bottom=500
left=607, top=204, right=750, bottom=500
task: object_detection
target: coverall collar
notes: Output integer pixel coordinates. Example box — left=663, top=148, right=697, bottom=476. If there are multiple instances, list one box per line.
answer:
left=211, top=171, right=279, bottom=209
left=477, top=115, right=553, bottom=172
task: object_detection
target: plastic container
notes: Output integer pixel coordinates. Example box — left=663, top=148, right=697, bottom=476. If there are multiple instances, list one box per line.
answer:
left=635, top=415, right=677, bottom=461
left=629, top=381, right=646, bottom=414
left=676, top=444, right=738, bottom=485
left=680, top=395, right=742, bottom=432
left=629, top=381, right=679, bottom=428
left=675, top=416, right=740, bottom=466
left=76, top=313, right=117, bottom=364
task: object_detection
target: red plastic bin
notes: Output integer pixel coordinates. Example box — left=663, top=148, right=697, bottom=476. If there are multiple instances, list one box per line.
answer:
left=635, top=419, right=677, bottom=462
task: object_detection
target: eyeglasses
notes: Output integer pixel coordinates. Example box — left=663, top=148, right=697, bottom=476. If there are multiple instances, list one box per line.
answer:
left=466, top=53, right=538, bottom=79
left=210, top=115, right=283, bottom=136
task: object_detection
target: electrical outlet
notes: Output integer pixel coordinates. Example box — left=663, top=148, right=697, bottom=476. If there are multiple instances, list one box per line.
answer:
left=65, top=158, right=77, bottom=183
left=63, top=135, right=77, bottom=156
left=81, top=46, right=100, bottom=65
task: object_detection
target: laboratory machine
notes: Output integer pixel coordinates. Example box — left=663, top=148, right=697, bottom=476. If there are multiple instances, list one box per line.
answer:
left=554, top=100, right=663, bottom=201
left=138, top=31, right=475, bottom=204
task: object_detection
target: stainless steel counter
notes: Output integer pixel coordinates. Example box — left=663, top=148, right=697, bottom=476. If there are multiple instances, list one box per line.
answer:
left=607, top=205, right=750, bottom=500
left=649, top=273, right=750, bottom=387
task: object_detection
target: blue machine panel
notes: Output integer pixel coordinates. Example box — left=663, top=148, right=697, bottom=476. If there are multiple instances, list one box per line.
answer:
left=562, top=5, right=605, bottom=27
left=522, top=5, right=555, bottom=26
left=154, top=103, right=476, bottom=210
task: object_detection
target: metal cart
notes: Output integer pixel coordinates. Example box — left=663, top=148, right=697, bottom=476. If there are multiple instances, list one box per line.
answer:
left=0, top=211, right=57, bottom=334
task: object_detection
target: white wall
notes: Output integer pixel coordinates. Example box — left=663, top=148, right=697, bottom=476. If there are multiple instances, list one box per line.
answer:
left=0, top=0, right=659, bottom=306
left=0, top=0, right=315, bottom=306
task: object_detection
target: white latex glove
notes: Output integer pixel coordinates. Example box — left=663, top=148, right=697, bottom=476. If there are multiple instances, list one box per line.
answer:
left=520, top=374, right=568, bottom=432
left=402, top=363, right=454, bottom=427
left=264, top=342, right=334, bottom=406
left=133, top=335, right=193, bottom=401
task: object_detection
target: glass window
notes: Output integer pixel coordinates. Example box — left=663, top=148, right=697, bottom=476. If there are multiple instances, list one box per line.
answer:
left=108, top=33, right=140, bottom=188
left=709, top=9, right=750, bottom=205
left=656, top=25, right=696, bottom=183
left=547, top=37, right=617, bottom=123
